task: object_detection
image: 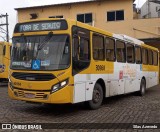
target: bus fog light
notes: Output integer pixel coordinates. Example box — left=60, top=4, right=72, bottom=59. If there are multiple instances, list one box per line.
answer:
left=14, top=91, right=18, bottom=97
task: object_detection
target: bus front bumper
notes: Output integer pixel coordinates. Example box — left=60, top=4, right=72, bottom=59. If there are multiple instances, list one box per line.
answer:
left=8, top=84, right=73, bottom=104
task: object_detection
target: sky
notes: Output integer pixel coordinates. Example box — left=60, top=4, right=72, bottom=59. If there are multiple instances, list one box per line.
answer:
left=0, top=0, right=147, bottom=42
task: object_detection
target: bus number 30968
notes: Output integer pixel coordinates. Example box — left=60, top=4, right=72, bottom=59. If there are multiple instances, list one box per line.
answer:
left=96, top=65, right=105, bottom=71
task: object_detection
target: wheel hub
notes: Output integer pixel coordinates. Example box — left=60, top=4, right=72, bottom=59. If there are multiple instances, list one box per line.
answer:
left=93, top=89, right=101, bottom=103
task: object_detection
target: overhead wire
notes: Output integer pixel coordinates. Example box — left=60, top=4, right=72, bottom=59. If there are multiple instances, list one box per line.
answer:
left=0, top=36, right=6, bottom=41
left=0, top=27, right=6, bottom=32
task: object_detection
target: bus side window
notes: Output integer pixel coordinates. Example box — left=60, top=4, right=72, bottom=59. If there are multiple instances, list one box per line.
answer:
left=116, top=40, right=126, bottom=62
left=126, top=43, right=135, bottom=63
left=79, top=38, right=89, bottom=60
left=105, top=37, right=115, bottom=61
left=142, top=48, right=148, bottom=65
left=153, top=51, right=158, bottom=66
left=72, top=37, right=79, bottom=59
left=148, top=50, right=153, bottom=65
left=135, top=46, right=142, bottom=64
left=93, top=34, right=104, bottom=60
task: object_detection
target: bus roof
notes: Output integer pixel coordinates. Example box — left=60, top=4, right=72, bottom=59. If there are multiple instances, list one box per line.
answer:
left=113, top=34, right=144, bottom=45
left=142, top=43, right=159, bottom=51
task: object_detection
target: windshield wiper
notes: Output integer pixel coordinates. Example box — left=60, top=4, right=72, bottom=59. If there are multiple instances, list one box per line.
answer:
left=38, top=32, right=53, bottom=50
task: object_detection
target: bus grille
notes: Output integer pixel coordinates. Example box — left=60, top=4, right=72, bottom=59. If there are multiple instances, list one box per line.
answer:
left=12, top=72, right=56, bottom=81
left=17, top=90, right=48, bottom=100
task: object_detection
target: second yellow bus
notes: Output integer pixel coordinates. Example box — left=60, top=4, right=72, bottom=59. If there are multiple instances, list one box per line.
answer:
left=0, top=41, right=11, bottom=82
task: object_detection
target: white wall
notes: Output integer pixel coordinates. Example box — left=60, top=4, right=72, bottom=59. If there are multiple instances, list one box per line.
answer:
left=140, top=1, right=160, bottom=18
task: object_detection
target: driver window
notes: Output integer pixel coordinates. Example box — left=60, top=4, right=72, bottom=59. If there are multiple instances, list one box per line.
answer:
left=72, top=37, right=79, bottom=58
left=79, top=38, right=89, bottom=60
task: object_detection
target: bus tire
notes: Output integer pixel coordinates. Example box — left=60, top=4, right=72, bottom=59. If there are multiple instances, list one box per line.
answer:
left=86, top=83, right=103, bottom=110
left=139, top=78, right=146, bottom=96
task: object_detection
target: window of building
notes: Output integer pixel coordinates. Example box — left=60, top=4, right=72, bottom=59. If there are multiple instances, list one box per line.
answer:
left=148, top=50, right=153, bottom=65
left=93, top=34, right=104, bottom=60
left=153, top=51, right=158, bottom=66
left=49, top=15, right=63, bottom=18
left=126, top=43, right=135, bottom=63
left=105, top=37, right=115, bottom=61
left=135, top=46, right=142, bottom=64
left=77, top=13, right=92, bottom=23
left=107, top=10, right=124, bottom=21
left=116, top=40, right=126, bottom=62
left=142, top=48, right=148, bottom=65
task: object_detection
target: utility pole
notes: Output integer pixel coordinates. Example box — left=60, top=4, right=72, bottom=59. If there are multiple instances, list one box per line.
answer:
left=0, top=13, right=9, bottom=42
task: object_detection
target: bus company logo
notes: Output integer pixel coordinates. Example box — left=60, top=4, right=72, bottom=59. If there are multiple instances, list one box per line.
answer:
left=2, top=124, right=11, bottom=129
left=13, top=82, right=21, bottom=86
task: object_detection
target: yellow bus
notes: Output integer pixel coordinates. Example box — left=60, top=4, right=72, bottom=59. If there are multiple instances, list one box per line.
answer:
left=8, top=18, right=159, bottom=109
left=0, top=41, right=11, bottom=82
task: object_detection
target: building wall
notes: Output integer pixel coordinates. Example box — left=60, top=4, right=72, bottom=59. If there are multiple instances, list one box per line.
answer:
left=16, top=0, right=160, bottom=40
left=17, top=0, right=133, bottom=22
left=141, top=1, right=160, bottom=18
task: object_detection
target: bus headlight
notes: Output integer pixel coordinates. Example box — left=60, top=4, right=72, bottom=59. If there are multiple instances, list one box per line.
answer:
left=51, top=78, right=69, bottom=93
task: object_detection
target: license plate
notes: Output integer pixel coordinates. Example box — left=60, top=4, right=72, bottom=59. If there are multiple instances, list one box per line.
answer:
left=24, top=93, right=35, bottom=99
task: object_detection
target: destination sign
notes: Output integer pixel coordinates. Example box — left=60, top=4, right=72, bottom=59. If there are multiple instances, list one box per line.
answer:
left=14, top=20, right=68, bottom=33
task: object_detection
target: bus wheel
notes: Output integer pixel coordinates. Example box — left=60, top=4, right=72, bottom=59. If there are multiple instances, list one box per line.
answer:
left=86, top=83, right=103, bottom=110
left=139, top=79, right=146, bottom=96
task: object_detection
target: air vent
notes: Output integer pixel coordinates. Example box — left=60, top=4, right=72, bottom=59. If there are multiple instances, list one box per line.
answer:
left=12, top=72, right=56, bottom=81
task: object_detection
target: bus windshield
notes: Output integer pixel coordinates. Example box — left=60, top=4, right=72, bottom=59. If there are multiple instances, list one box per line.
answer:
left=11, top=35, right=70, bottom=70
